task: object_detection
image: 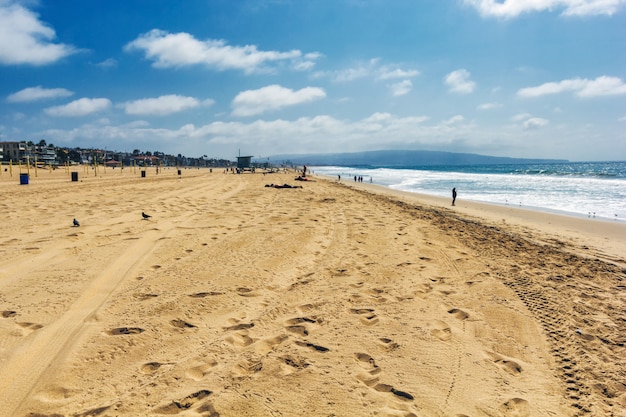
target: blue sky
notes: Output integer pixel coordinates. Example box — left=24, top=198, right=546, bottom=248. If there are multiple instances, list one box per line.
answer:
left=1, top=0, right=625, bottom=161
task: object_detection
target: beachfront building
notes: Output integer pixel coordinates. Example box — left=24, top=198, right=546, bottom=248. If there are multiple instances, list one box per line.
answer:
left=0, top=141, right=31, bottom=163
left=132, top=155, right=161, bottom=167
left=32, top=144, right=57, bottom=166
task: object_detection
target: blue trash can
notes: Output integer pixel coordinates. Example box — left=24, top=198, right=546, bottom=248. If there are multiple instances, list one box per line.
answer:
left=20, top=173, right=29, bottom=185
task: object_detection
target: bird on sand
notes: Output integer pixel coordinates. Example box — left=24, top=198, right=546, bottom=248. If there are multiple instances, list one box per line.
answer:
left=142, top=212, right=152, bottom=220
left=73, top=218, right=80, bottom=227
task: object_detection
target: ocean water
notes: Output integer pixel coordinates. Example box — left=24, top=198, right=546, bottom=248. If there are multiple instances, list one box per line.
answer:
left=312, top=161, right=626, bottom=222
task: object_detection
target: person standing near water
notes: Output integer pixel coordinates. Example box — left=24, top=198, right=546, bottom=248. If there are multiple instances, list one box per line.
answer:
left=452, top=187, right=457, bottom=206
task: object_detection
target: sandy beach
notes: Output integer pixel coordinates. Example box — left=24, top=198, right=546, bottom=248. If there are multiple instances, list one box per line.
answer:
left=0, top=167, right=624, bottom=417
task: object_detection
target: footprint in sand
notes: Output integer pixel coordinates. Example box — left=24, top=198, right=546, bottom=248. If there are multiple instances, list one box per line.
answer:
left=288, top=277, right=313, bottom=290
left=106, top=327, right=144, bottom=335
left=189, top=291, right=223, bottom=298
left=286, top=325, right=308, bottom=336
left=2, top=310, right=17, bottom=318
left=448, top=308, right=469, bottom=320
left=485, top=352, right=523, bottom=375
left=16, top=322, right=44, bottom=334
left=185, top=359, right=218, bottom=380
left=135, top=293, right=158, bottom=301
left=295, top=340, right=329, bottom=352
left=355, top=353, right=380, bottom=372
left=285, top=317, right=317, bottom=325
left=285, top=317, right=317, bottom=336
left=427, top=320, right=451, bottom=342
left=367, top=288, right=389, bottom=303
left=154, top=390, right=214, bottom=414
left=372, top=383, right=414, bottom=401
left=350, top=308, right=379, bottom=325
left=225, top=332, right=255, bottom=347
left=414, top=282, right=434, bottom=299
left=279, top=355, right=310, bottom=375
left=140, top=362, right=168, bottom=374
left=377, top=337, right=400, bottom=351
left=236, top=287, right=258, bottom=297
left=256, top=334, right=289, bottom=355
left=224, top=322, right=254, bottom=331
left=234, top=358, right=263, bottom=376
left=354, top=353, right=414, bottom=402
left=499, top=397, right=529, bottom=417
left=171, top=319, right=197, bottom=329
left=355, top=352, right=382, bottom=386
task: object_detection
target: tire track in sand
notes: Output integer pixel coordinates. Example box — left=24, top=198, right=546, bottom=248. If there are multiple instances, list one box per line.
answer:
left=0, top=220, right=178, bottom=417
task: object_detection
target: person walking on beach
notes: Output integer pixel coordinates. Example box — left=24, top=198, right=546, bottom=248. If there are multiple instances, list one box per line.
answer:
left=452, top=187, right=457, bottom=206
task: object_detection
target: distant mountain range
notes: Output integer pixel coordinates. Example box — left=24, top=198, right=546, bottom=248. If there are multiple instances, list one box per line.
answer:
left=269, top=150, right=568, bottom=167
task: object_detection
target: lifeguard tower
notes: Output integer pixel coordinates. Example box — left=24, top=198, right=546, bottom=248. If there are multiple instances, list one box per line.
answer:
left=236, top=155, right=253, bottom=172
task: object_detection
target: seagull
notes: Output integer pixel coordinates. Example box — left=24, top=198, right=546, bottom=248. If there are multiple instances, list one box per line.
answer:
left=73, top=218, right=80, bottom=227
left=142, top=212, right=152, bottom=220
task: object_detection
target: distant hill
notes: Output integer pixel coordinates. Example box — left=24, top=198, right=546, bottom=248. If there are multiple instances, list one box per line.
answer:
left=269, top=150, right=568, bottom=167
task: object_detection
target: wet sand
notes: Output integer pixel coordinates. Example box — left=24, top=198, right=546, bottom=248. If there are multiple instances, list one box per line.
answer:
left=0, top=167, right=624, bottom=416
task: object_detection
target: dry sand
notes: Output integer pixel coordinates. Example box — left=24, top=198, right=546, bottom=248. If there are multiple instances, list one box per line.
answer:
left=0, top=167, right=624, bottom=417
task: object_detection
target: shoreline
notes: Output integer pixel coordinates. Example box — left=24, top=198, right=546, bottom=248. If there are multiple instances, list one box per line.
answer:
left=311, top=165, right=626, bottom=225
left=318, top=173, right=626, bottom=266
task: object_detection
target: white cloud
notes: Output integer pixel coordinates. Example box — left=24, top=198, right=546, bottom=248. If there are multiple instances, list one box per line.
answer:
left=318, top=65, right=372, bottom=82
left=464, top=0, right=626, bottom=18
left=518, top=76, right=626, bottom=98
left=7, top=86, right=74, bottom=102
left=315, top=59, right=419, bottom=84
left=444, top=69, right=476, bottom=94
left=445, top=115, right=465, bottom=125
left=511, top=112, right=549, bottom=129
left=45, top=98, right=111, bottom=117
left=477, top=102, right=502, bottom=110
left=122, top=95, right=212, bottom=116
left=363, top=112, right=393, bottom=123
left=292, top=60, right=316, bottom=71
left=523, top=117, right=550, bottom=129
left=125, top=29, right=310, bottom=73
left=95, top=58, right=118, bottom=68
left=390, top=80, right=413, bottom=96
left=0, top=2, right=77, bottom=65
left=291, top=52, right=322, bottom=71
left=511, top=113, right=531, bottom=122
left=231, top=85, right=326, bottom=117
left=378, top=68, right=420, bottom=80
